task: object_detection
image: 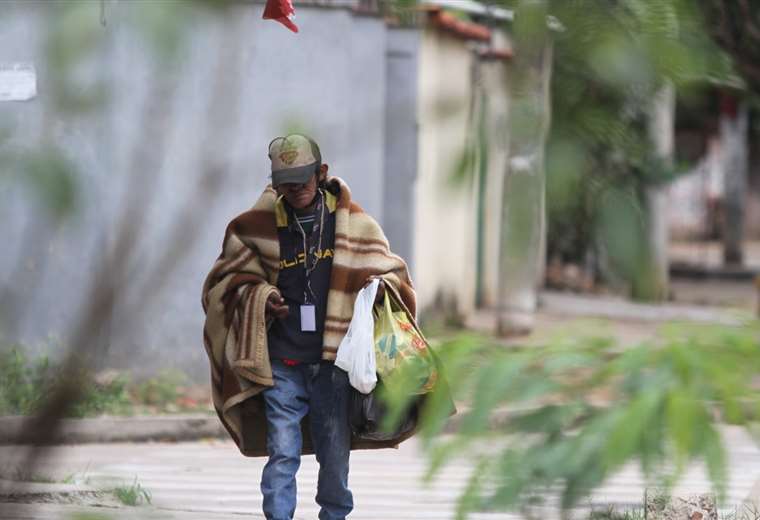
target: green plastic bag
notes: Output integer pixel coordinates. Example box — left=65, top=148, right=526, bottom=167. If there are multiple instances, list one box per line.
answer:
left=373, top=291, right=437, bottom=393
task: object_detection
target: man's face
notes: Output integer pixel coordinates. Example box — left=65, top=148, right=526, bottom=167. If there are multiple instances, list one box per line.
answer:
left=276, top=173, right=318, bottom=210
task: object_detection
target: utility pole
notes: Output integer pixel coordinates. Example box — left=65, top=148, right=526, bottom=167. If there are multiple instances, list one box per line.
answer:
left=634, top=83, right=675, bottom=301
left=497, top=0, right=552, bottom=335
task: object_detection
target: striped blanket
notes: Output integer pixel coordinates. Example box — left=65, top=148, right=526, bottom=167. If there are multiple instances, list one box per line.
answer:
left=201, top=176, right=416, bottom=456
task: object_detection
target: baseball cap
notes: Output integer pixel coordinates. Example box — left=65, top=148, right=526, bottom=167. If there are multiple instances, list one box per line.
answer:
left=268, top=134, right=321, bottom=187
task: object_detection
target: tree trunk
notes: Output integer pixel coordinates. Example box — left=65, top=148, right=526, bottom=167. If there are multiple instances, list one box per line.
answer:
left=632, top=84, right=674, bottom=301
left=720, top=94, right=748, bottom=266
left=497, top=1, right=552, bottom=336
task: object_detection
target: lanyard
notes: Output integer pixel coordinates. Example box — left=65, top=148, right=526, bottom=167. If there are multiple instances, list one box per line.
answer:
left=293, top=189, right=326, bottom=305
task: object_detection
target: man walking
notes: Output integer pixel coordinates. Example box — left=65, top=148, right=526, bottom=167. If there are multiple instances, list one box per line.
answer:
left=202, top=134, right=417, bottom=520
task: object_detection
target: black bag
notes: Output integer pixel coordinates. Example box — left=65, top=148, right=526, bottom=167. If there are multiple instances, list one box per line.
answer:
left=348, top=381, right=419, bottom=442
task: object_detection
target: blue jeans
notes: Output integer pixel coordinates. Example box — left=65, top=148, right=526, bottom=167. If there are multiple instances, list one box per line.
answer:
left=260, top=360, right=353, bottom=520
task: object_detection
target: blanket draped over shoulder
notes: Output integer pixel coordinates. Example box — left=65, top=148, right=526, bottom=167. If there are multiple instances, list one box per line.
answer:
left=202, top=177, right=417, bottom=456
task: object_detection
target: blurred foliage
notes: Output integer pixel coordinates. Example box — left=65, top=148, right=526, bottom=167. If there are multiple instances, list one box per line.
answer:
left=438, top=0, right=737, bottom=299
left=0, top=0, right=201, bottom=223
left=69, top=374, right=132, bottom=418
left=43, top=1, right=109, bottom=115
left=384, top=322, right=760, bottom=518
left=0, top=1, right=235, bottom=420
left=20, top=149, right=80, bottom=219
left=0, top=346, right=132, bottom=417
left=0, top=346, right=204, bottom=416
left=0, top=147, right=81, bottom=220
left=133, top=369, right=187, bottom=408
left=0, top=346, right=53, bottom=415
left=0, top=2, right=103, bottom=225
left=384, top=0, right=423, bottom=25
left=546, top=0, right=731, bottom=284
left=701, top=0, right=760, bottom=95
left=489, top=0, right=735, bottom=296
left=0, top=0, right=235, bottom=224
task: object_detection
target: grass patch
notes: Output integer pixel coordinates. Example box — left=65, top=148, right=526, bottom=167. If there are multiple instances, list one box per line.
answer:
left=0, top=346, right=210, bottom=417
left=112, top=477, right=151, bottom=506
left=0, top=346, right=54, bottom=415
left=133, top=369, right=187, bottom=411
left=0, top=347, right=132, bottom=417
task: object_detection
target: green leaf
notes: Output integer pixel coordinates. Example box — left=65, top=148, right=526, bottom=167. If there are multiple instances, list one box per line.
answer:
left=455, top=457, right=491, bottom=520
left=702, top=423, right=727, bottom=501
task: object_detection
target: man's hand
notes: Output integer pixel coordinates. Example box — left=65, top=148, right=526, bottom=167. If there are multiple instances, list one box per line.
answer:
left=266, top=293, right=289, bottom=319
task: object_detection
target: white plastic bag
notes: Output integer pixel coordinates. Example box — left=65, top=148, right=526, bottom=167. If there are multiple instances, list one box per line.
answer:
left=335, top=278, right=379, bottom=394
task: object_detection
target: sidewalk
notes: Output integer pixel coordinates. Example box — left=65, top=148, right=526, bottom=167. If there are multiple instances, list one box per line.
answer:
left=0, top=438, right=523, bottom=520
left=466, top=289, right=753, bottom=349
left=2, top=428, right=760, bottom=520
left=537, top=290, right=749, bottom=324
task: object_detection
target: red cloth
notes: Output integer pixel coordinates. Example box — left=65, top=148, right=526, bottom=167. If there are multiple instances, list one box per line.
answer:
left=262, top=0, right=299, bottom=33
left=281, top=358, right=300, bottom=366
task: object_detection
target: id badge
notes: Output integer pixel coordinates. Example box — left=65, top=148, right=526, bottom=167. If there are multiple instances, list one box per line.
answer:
left=300, top=305, right=316, bottom=332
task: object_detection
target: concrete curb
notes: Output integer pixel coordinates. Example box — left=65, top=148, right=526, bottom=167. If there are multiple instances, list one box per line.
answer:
left=1, top=411, right=463, bottom=444
left=0, top=479, right=102, bottom=501
left=539, top=291, right=748, bottom=325
left=0, top=414, right=227, bottom=445
left=465, top=290, right=751, bottom=334
left=670, top=262, right=759, bottom=281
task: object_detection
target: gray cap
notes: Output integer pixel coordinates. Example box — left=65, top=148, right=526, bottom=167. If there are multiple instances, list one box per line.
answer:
left=268, top=134, right=321, bottom=187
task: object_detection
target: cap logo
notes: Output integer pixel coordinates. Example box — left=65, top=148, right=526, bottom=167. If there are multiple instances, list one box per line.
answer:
left=279, top=150, right=298, bottom=165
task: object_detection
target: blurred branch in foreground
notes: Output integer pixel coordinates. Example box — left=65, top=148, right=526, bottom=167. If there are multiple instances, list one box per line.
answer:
left=383, top=321, right=760, bottom=519
left=700, top=1, right=760, bottom=268
left=0, top=1, right=242, bottom=515
left=539, top=0, right=734, bottom=298
left=702, top=0, right=760, bottom=94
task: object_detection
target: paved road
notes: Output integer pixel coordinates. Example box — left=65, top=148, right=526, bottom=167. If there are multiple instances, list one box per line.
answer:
left=1, top=428, right=759, bottom=520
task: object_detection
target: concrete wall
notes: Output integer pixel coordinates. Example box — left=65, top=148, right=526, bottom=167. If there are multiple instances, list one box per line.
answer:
left=0, top=1, right=512, bottom=378
left=383, top=28, right=419, bottom=272
left=414, top=28, right=478, bottom=317
left=0, top=1, right=391, bottom=379
left=413, top=26, right=511, bottom=316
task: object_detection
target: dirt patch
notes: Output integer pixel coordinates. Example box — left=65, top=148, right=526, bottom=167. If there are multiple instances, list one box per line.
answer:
left=0, top=489, right=113, bottom=506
